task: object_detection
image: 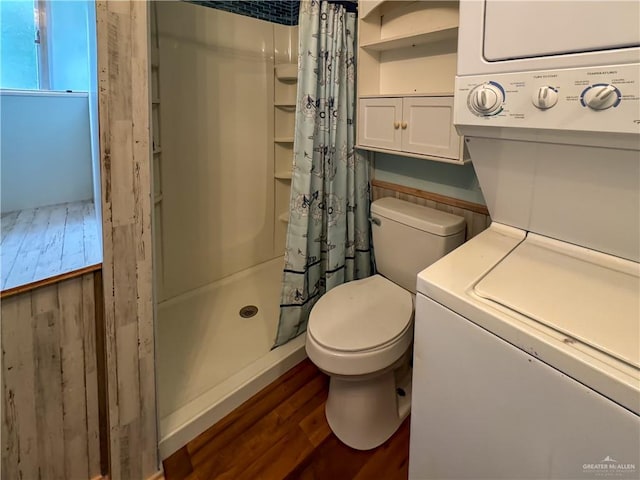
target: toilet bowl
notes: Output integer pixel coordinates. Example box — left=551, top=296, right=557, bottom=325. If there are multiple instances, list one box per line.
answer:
left=305, top=197, right=466, bottom=450
left=306, top=274, right=414, bottom=449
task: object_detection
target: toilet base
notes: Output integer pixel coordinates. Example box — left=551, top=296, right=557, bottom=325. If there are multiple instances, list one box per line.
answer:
left=325, top=365, right=412, bottom=450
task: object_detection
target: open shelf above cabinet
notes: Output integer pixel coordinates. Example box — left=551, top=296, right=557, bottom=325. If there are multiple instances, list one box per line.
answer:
left=356, top=1, right=464, bottom=165
left=361, top=26, right=458, bottom=52
left=359, top=92, right=453, bottom=98
left=358, top=1, right=459, bottom=97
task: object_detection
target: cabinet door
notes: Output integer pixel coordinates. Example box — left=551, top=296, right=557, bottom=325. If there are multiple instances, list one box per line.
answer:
left=358, top=97, right=402, bottom=150
left=401, top=97, right=461, bottom=160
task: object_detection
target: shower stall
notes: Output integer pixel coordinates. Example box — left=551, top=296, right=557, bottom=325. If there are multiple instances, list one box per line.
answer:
left=150, top=1, right=305, bottom=458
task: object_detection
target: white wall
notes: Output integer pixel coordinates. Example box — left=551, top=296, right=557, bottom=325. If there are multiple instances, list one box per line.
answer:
left=157, top=2, right=285, bottom=300
left=375, top=153, right=486, bottom=205
left=0, top=91, right=94, bottom=214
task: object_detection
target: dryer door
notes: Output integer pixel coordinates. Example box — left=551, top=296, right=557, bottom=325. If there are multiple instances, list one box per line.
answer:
left=483, top=0, right=640, bottom=61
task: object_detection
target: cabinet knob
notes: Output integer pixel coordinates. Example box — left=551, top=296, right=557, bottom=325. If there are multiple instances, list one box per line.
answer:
left=393, top=121, right=400, bottom=129
left=401, top=122, right=408, bottom=129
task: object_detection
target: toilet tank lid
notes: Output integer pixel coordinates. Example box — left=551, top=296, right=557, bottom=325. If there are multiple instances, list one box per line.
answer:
left=371, top=198, right=465, bottom=236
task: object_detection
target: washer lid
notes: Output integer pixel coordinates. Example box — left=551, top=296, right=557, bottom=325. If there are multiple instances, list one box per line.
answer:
left=308, top=275, right=413, bottom=352
left=474, top=233, right=640, bottom=369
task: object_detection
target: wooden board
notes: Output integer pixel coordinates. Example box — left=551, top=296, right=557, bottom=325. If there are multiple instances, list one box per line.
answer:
left=1, top=272, right=102, bottom=480
left=95, top=1, right=159, bottom=478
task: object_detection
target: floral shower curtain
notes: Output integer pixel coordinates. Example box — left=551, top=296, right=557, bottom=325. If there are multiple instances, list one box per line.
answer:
left=274, top=0, right=372, bottom=347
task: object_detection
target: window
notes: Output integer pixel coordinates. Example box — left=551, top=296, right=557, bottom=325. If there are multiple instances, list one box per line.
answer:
left=0, top=0, right=92, bottom=92
left=0, top=0, right=40, bottom=89
left=0, top=0, right=100, bottom=292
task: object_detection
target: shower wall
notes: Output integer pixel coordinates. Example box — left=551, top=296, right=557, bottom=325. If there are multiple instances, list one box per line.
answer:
left=156, top=2, right=297, bottom=300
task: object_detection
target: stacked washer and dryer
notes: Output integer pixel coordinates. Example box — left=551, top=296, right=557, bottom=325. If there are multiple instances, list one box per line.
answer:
left=409, top=2, right=640, bottom=479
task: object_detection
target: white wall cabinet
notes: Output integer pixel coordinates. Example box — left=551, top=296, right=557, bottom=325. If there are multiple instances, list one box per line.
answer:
left=359, top=96, right=462, bottom=163
left=356, top=1, right=466, bottom=164
left=358, top=97, right=403, bottom=150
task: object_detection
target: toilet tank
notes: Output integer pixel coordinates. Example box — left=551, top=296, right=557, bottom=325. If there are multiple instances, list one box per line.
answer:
left=371, top=197, right=466, bottom=293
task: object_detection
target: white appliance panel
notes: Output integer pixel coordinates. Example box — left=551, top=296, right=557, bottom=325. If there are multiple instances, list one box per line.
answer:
left=457, top=1, right=640, bottom=75
left=483, top=1, right=640, bottom=62
left=416, top=225, right=640, bottom=416
left=474, top=234, right=640, bottom=368
left=409, top=294, right=640, bottom=480
left=454, top=64, right=640, bottom=138
left=415, top=4, right=640, bottom=479
left=467, top=137, right=640, bottom=262
left=418, top=5, right=640, bottom=478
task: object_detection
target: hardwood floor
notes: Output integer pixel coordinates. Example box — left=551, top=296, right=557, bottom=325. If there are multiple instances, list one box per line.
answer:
left=1, top=201, right=101, bottom=291
left=163, top=359, right=410, bottom=480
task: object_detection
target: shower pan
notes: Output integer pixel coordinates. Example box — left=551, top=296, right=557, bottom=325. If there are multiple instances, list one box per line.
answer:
left=150, top=1, right=304, bottom=458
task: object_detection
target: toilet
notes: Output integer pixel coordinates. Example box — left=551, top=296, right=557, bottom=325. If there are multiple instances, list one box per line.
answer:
left=305, top=197, right=465, bottom=450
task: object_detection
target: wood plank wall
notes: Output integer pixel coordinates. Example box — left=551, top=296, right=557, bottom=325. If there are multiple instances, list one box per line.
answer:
left=1, top=273, right=102, bottom=480
left=2, top=3, right=157, bottom=479
left=371, top=180, right=491, bottom=240
left=96, top=1, right=158, bottom=479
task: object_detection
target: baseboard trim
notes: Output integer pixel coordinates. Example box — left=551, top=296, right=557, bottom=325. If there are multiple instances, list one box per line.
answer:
left=371, top=179, right=489, bottom=215
left=147, top=471, right=165, bottom=480
left=91, top=469, right=164, bottom=480
left=1, top=263, right=102, bottom=299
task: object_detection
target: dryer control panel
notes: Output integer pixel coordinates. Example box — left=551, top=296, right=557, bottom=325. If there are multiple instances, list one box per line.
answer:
left=454, top=64, right=640, bottom=135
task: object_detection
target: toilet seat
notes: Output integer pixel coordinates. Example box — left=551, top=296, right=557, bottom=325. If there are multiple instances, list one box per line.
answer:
left=306, top=275, right=414, bottom=376
left=309, top=275, right=413, bottom=351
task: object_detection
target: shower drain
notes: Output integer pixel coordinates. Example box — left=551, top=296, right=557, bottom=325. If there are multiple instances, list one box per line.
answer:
left=239, top=305, right=259, bottom=318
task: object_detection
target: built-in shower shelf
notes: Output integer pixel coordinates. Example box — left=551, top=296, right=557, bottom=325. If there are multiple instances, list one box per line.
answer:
left=278, top=212, right=290, bottom=223
left=154, top=194, right=163, bottom=204
left=152, top=98, right=160, bottom=105
left=273, top=55, right=297, bottom=252
left=275, top=170, right=292, bottom=180
left=275, top=63, right=297, bottom=81
left=153, top=148, right=162, bottom=155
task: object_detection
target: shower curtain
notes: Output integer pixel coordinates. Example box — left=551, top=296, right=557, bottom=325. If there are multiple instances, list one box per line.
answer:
left=274, top=0, right=372, bottom=347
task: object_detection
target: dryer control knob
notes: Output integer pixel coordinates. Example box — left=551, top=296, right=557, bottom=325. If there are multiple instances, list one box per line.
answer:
left=468, top=83, right=504, bottom=116
left=582, top=84, right=621, bottom=111
left=532, top=86, right=558, bottom=110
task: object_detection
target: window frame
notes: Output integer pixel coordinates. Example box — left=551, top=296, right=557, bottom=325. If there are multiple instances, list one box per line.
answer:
left=1, top=0, right=54, bottom=91
left=35, top=0, right=50, bottom=90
